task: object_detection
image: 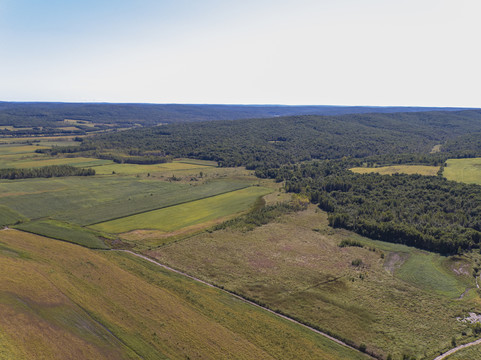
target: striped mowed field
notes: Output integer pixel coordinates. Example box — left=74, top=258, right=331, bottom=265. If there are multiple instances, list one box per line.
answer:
left=91, top=186, right=272, bottom=233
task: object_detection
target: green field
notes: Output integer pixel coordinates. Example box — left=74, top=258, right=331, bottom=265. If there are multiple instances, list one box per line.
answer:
left=0, top=176, right=251, bottom=226
left=14, top=219, right=108, bottom=249
left=0, top=144, right=95, bottom=168
left=346, top=236, right=473, bottom=299
left=91, top=161, right=212, bottom=175
left=444, top=157, right=481, bottom=185
left=0, top=144, right=50, bottom=155
left=150, top=206, right=479, bottom=359
left=0, top=205, right=26, bottom=227
left=0, top=229, right=369, bottom=360
left=0, top=156, right=112, bottom=169
left=350, top=165, right=440, bottom=176
left=0, top=135, right=80, bottom=144
left=91, top=186, right=272, bottom=234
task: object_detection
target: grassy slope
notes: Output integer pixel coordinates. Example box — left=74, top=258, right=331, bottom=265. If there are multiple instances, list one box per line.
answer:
left=91, top=186, right=272, bottom=234
left=444, top=158, right=481, bottom=185
left=0, top=229, right=368, bottom=360
left=0, top=205, right=27, bottom=227
left=350, top=165, right=440, bottom=176
left=149, top=206, right=480, bottom=359
left=347, top=236, right=473, bottom=299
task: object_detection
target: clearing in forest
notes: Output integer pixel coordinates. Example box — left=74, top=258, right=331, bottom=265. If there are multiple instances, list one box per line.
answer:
left=350, top=165, right=439, bottom=176
left=443, top=157, right=481, bottom=185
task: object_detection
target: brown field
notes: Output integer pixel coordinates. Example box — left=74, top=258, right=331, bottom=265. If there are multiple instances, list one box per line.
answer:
left=149, top=205, right=479, bottom=359
left=0, top=229, right=369, bottom=360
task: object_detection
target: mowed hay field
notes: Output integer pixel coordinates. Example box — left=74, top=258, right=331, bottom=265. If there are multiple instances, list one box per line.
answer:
left=150, top=206, right=479, bottom=359
left=0, top=176, right=251, bottom=226
left=444, top=158, right=481, bottom=185
left=91, top=186, right=273, bottom=234
left=0, top=229, right=370, bottom=360
left=350, top=165, right=440, bottom=176
left=14, top=219, right=108, bottom=249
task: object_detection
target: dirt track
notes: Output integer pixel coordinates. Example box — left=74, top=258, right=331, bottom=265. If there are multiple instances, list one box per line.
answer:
left=113, top=249, right=376, bottom=359
left=433, top=337, right=481, bottom=360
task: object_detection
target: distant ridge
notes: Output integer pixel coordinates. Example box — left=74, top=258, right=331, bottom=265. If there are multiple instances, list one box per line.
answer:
left=0, top=102, right=475, bottom=126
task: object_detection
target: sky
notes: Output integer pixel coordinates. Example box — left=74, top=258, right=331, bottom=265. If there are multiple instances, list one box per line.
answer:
left=0, top=0, right=480, bottom=107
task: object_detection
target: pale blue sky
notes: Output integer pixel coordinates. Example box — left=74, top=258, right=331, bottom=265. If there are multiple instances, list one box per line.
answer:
left=1, top=0, right=480, bottom=106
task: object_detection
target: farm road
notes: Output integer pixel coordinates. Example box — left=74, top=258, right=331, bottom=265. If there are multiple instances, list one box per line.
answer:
left=434, top=337, right=481, bottom=360
left=113, top=249, right=375, bottom=359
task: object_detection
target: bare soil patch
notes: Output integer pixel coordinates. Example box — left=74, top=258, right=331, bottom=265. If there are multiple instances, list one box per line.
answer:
left=383, top=251, right=409, bottom=274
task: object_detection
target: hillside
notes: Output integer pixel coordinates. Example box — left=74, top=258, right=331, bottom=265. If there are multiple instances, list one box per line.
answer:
left=70, top=110, right=481, bottom=168
left=0, top=101, right=472, bottom=128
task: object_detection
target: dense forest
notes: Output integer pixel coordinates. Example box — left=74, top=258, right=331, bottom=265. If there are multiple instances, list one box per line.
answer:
left=0, top=165, right=95, bottom=179
left=260, top=160, right=481, bottom=254
left=56, top=110, right=481, bottom=169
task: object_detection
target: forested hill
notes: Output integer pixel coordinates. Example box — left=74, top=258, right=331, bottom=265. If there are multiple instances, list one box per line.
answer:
left=0, top=101, right=473, bottom=127
left=71, top=110, right=481, bottom=169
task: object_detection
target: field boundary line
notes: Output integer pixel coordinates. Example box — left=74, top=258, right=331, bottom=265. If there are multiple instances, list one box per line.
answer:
left=175, top=159, right=217, bottom=167
left=111, top=249, right=376, bottom=359
left=434, top=337, right=481, bottom=360
left=86, top=184, right=254, bottom=226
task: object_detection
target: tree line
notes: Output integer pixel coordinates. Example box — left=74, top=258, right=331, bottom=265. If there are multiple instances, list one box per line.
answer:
left=262, top=160, right=481, bottom=254
left=0, top=165, right=95, bottom=179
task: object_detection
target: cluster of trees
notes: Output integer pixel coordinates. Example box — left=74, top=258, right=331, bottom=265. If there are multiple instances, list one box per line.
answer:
left=264, top=160, right=481, bottom=254
left=37, top=147, right=173, bottom=165
left=214, top=197, right=309, bottom=232
left=60, top=110, right=481, bottom=168
left=0, top=165, right=95, bottom=179
left=95, top=152, right=173, bottom=165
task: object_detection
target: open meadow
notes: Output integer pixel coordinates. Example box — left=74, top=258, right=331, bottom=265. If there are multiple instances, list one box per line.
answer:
left=350, top=165, right=440, bottom=176
left=0, top=229, right=370, bottom=360
left=443, top=158, right=481, bottom=185
left=149, top=205, right=481, bottom=359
